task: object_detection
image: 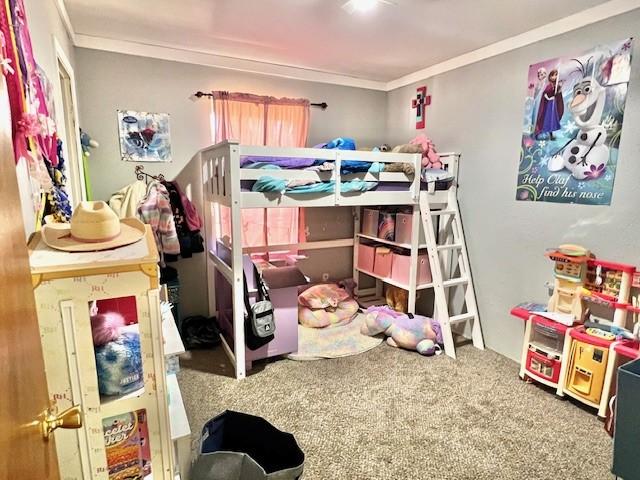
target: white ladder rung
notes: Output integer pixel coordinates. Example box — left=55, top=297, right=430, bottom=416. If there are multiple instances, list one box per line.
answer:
left=431, top=209, right=456, bottom=216
left=443, top=277, right=469, bottom=287
left=450, top=313, right=476, bottom=324
left=437, top=243, right=462, bottom=251
left=418, top=189, right=485, bottom=359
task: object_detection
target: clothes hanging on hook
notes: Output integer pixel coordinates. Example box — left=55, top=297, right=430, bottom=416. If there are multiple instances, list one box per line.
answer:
left=108, top=179, right=147, bottom=219
left=138, top=180, right=180, bottom=263
left=162, top=180, right=204, bottom=260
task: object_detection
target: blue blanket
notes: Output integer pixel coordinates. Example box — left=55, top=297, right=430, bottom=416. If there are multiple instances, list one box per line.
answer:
left=240, top=137, right=375, bottom=174
left=252, top=176, right=378, bottom=194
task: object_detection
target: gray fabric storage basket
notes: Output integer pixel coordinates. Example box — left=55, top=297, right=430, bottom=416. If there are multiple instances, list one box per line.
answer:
left=612, top=358, right=640, bottom=479
left=191, top=410, right=305, bottom=480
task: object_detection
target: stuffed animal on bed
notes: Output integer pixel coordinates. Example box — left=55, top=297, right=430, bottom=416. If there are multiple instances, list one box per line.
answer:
left=383, top=144, right=423, bottom=175
left=360, top=305, right=442, bottom=356
left=410, top=134, right=442, bottom=169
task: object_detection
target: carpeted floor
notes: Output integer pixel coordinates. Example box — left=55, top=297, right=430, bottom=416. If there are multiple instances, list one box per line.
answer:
left=177, top=343, right=613, bottom=480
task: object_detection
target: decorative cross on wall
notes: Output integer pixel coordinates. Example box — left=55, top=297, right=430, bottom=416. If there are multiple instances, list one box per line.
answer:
left=411, top=86, right=431, bottom=129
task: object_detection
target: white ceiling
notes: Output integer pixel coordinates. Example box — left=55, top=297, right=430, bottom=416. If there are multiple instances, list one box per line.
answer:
left=65, top=0, right=613, bottom=83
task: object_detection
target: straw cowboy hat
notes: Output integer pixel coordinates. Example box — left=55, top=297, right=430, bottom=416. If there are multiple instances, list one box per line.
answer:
left=42, top=201, right=145, bottom=252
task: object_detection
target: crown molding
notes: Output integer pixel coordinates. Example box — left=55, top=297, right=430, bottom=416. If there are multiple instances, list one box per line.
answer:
left=73, top=34, right=388, bottom=91
left=52, top=0, right=76, bottom=43
left=386, top=0, right=640, bottom=91
left=65, top=0, right=640, bottom=92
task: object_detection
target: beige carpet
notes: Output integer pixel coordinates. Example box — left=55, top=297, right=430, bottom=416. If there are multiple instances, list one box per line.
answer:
left=177, top=343, right=613, bottom=480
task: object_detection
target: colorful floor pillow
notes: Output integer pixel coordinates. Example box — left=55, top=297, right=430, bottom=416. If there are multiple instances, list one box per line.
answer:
left=298, top=298, right=359, bottom=328
left=298, top=283, right=350, bottom=309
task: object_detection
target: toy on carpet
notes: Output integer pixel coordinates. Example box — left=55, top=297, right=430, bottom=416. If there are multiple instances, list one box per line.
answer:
left=386, top=285, right=409, bottom=313
left=360, top=305, right=442, bottom=355
left=298, top=283, right=359, bottom=328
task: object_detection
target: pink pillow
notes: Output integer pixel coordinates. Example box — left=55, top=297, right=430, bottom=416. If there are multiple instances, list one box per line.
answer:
left=298, top=283, right=350, bottom=309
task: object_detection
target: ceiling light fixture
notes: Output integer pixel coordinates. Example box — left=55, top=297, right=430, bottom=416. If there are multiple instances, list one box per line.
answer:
left=342, top=0, right=395, bottom=14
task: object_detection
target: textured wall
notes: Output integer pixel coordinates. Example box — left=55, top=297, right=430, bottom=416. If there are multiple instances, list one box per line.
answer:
left=385, top=10, right=640, bottom=360
left=74, top=48, right=387, bottom=202
left=76, top=48, right=387, bottom=316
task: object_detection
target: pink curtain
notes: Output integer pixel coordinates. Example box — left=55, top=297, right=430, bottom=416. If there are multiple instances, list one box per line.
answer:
left=213, top=92, right=309, bottom=252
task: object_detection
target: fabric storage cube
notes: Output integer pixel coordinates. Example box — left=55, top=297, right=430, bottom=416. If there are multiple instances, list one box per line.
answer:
left=257, top=266, right=308, bottom=358
left=378, top=212, right=396, bottom=241
left=390, top=251, right=431, bottom=286
left=357, top=243, right=376, bottom=272
left=362, top=208, right=379, bottom=236
left=373, top=247, right=393, bottom=278
left=394, top=212, right=426, bottom=245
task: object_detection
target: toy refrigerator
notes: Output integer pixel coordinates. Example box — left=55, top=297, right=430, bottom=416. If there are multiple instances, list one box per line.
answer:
left=28, top=227, right=176, bottom=480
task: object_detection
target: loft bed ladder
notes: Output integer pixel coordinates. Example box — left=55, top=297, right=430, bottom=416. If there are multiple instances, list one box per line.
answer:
left=353, top=154, right=484, bottom=359
left=419, top=186, right=484, bottom=358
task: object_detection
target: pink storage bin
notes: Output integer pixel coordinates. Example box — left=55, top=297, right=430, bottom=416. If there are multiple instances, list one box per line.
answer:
left=395, top=212, right=426, bottom=245
left=391, top=251, right=432, bottom=286
left=373, top=247, right=393, bottom=278
left=357, top=243, right=376, bottom=272
left=362, top=208, right=379, bottom=237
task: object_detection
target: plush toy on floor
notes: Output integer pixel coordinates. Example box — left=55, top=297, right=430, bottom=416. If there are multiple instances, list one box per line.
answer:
left=360, top=305, right=442, bottom=355
left=386, top=285, right=409, bottom=313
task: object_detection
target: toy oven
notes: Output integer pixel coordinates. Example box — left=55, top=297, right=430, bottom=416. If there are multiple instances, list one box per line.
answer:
left=526, top=344, right=562, bottom=384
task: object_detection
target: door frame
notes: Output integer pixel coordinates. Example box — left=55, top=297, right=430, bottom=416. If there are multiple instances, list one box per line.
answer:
left=52, top=36, right=86, bottom=205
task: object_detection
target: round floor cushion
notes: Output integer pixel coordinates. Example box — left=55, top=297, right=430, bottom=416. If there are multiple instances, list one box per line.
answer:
left=298, top=298, right=359, bottom=328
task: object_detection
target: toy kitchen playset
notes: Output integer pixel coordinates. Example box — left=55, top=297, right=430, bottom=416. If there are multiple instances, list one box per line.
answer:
left=510, top=245, right=640, bottom=418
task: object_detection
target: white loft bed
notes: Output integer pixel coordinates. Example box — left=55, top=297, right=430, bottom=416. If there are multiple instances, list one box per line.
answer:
left=194, top=140, right=482, bottom=379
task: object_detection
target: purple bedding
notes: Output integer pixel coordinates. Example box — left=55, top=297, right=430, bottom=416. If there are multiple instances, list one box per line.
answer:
left=240, top=155, right=318, bottom=169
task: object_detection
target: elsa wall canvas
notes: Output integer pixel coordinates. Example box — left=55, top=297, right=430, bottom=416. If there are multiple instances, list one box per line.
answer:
left=118, top=110, right=172, bottom=163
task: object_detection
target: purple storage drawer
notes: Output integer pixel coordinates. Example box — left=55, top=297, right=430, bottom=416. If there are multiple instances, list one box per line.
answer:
left=214, top=241, right=307, bottom=367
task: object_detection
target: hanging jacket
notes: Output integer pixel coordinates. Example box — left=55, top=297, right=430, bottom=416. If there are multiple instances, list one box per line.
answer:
left=163, top=180, right=204, bottom=259
left=138, top=181, right=180, bottom=257
left=170, top=181, right=202, bottom=232
left=109, top=180, right=147, bottom=219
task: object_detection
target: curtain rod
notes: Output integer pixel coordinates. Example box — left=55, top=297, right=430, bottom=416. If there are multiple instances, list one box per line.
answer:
left=193, top=91, right=328, bottom=110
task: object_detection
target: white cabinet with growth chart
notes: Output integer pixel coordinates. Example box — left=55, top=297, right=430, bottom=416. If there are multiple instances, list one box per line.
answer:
left=28, top=226, right=176, bottom=480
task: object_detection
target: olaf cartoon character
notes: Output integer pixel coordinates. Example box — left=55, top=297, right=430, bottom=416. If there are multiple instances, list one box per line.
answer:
left=548, top=57, right=609, bottom=180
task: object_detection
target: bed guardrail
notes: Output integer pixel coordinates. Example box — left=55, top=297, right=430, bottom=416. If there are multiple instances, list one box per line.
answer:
left=200, top=141, right=436, bottom=207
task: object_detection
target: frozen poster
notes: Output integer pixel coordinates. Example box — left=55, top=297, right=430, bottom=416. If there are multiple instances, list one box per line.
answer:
left=118, top=110, right=172, bottom=162
left=516, top=38, right=633, bottom=205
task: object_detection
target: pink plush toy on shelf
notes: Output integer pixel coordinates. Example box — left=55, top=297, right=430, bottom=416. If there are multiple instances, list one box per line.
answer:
left=410, top=133, right=442, bottom=169
left=360, top=305, right=443, bottom=356
left=89, top=300, right=126, bottom=346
